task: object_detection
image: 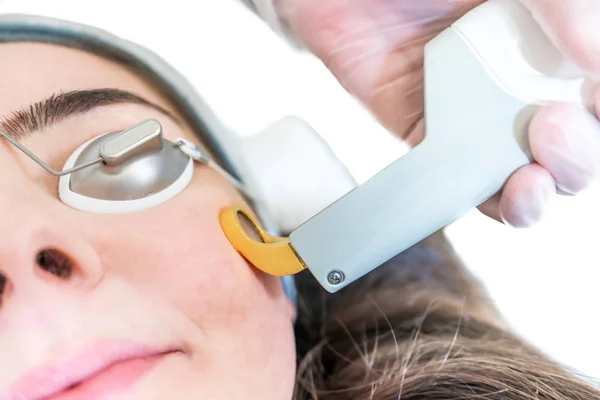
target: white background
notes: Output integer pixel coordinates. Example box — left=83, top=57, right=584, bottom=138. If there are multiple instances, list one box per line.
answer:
left=1, top=0, right=599, bottom=381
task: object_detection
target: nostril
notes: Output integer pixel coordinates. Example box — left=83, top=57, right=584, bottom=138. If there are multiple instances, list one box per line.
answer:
left=0, top=273, right=6, bottom=301
left=36, top=249, right=73, bottom=279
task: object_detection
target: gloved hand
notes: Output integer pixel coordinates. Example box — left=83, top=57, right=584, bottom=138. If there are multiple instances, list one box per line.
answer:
left=267, top=0, right=600, bottom=228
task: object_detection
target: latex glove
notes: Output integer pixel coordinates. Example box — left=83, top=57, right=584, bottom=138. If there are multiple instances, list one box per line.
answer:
left=272, top=0, right=600, bottom=228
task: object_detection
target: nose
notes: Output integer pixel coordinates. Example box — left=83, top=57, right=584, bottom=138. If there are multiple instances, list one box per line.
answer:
left=0, top=202, right=104, bottom=311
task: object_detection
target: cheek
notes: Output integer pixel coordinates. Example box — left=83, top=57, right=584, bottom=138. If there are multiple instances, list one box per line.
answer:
left=91, top=174, right=267, bottom=326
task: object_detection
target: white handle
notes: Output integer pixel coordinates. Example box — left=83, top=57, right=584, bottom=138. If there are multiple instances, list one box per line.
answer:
left=452, top=0, right=591, bottom=106
left=290, top=0, right=590, bottom=293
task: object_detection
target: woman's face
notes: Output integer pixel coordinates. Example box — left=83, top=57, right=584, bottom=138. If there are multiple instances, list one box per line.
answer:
left=0, top=42, right=297, bottom=399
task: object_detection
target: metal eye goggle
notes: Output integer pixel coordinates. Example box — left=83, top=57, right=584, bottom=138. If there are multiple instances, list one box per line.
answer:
left=0, top=118, right=251, bottom=212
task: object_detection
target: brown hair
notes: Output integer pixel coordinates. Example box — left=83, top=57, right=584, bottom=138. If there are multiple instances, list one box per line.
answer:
left=292, top=230, right=600, bottom=399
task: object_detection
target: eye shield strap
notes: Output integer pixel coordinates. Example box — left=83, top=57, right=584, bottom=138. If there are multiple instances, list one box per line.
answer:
left=0, top=128, right=103, bottom=176
left=1, top=119, right=169, bottom=177
left=0, top=119, right=255, bottom=205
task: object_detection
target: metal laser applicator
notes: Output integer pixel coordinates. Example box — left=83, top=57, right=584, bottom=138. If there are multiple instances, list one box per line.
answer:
left=221, top=0, right=591, bottom=293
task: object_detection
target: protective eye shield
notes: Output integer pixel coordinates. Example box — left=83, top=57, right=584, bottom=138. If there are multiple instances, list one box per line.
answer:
left=0, top=119, right=253, bottom=214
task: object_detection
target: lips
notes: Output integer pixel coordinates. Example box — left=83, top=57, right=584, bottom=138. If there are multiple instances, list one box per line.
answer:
left=1, top=341, right=179, bottom=400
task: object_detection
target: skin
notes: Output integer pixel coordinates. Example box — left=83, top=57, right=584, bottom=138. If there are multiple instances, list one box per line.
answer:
left=0, top=42, right=296, bottom=399
left=277, top=0, right=600, bottom=228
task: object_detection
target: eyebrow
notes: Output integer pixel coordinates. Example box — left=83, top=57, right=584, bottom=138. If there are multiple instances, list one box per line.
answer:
left=0, top=88, right=179, bottom=139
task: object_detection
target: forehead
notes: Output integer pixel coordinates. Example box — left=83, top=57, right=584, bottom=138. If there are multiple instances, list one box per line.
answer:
left=0, top=42, right=174, bottom=117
